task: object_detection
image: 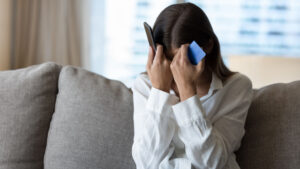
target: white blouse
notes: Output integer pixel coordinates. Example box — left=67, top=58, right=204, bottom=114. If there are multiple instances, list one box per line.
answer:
left=131, top=71, right=253, bottom=169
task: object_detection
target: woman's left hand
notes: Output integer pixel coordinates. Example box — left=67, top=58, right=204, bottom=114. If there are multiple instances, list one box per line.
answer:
left=170, top=44, right=205, bottom=101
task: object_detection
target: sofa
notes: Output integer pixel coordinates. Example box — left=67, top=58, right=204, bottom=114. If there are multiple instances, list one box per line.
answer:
left=0, top=62, right=299, bottom=169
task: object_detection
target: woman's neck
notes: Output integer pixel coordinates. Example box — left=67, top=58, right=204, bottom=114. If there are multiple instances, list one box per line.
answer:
left=196, top=69, right=212, bottom=87
left=196, top=69, right=212, bottom=98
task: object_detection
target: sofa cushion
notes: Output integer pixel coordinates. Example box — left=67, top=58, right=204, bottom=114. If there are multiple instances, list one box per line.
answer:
left=0, top=62, right=61, bottom=169
left=44, top=66, right=135, bottom=169
left=235, top=80, right=300, bottom=169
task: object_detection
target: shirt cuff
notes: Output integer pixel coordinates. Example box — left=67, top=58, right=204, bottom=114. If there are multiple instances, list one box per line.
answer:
left=171, top=95, right=209, bottom=128
left=146, top=87, right=179, bottom=117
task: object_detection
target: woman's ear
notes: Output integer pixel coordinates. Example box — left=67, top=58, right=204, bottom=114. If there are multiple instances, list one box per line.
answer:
left=203, top=38, right=214, bottom=54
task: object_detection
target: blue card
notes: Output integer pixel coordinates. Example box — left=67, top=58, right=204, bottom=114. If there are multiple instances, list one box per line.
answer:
left=187, top=41, right=206, bottom=65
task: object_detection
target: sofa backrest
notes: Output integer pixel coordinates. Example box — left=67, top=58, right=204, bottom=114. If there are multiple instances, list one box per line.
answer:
left=1, top=62, right=299, bottom=169
left=235, top=80, right=300, bottom=169
left=0, top=62, right=61, bottom=169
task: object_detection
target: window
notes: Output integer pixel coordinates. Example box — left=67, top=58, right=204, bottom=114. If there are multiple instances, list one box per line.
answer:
left=90, top=0, right=176, bottom=87
left=187, top=0, right=300, bottom=56
left=90, top=0, right=300, bottom=88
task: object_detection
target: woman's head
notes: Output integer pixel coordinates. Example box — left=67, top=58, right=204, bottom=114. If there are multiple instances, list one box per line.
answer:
left=152, top=2, right=235, bottom=81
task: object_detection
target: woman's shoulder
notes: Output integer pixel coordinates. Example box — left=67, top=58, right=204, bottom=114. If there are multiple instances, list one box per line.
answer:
left=132, top=71, right=152, bottom=93
left=135, top=71, right=151, bottom=85
left=223, top=72, right=252, bottom=89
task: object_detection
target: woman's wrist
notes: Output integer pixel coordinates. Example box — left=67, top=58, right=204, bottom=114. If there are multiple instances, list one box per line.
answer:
left=179, top=86, right=197, bottom=101
left=152, top=85, right=170, bottom=93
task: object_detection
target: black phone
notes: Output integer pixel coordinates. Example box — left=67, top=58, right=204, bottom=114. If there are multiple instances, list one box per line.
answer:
left=143, top=22, right=157, bottom=52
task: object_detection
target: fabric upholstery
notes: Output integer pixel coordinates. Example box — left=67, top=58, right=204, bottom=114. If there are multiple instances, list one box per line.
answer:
left=0, top=62, right=61, bottom=169
left=1, top=62, right=299, bottom=169
left=44, top=66, right=136, bottom=169
left=235, top=81, right=300, bottom=169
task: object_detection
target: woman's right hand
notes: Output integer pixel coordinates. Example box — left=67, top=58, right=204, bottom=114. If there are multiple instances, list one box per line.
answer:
left=146, top=44, right=173, bottom=93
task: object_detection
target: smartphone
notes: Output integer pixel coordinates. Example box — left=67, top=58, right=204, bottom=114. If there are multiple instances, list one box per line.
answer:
left=188, top=41, right=206, bottom=65
left=143, top=22, right=157, bottom=52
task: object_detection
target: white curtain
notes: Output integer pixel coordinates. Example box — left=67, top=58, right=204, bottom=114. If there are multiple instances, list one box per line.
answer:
left=11, top=0, right=90, bottom=69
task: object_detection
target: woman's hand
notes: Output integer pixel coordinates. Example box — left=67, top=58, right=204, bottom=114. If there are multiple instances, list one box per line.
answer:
left=170, top=44, right=205, bottom=101
left=146, top=44, right=173, bottom=93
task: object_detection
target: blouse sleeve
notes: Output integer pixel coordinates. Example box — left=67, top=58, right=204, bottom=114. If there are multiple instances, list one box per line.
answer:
left=170, top=75, right=253, bottom=169
left=131, top=74, right=193, bottom=169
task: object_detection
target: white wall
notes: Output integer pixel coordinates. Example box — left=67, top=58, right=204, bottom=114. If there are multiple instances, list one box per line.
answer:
left=228, top=55, right=300, bottom=88
left=0, top=0, right=11, bottom=70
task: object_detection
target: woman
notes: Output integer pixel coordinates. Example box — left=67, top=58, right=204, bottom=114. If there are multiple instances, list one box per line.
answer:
left=131, top=2, right=253, bottom=169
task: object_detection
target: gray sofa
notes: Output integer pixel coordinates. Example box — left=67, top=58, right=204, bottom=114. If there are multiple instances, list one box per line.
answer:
left=0, top=62, right=299, bottom=169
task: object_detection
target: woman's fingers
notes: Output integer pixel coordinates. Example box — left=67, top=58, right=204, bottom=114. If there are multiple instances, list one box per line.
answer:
left=154, top=44, right=164, bottom=63
left=171, top=50, right=179, bottom=68
left=173, top=47, right=181, bottom=63
left=146, top=43, right=173, bottom=92
left=181, top=44, right=190, bottom=62
left=196, top=59, right=205, bottom=72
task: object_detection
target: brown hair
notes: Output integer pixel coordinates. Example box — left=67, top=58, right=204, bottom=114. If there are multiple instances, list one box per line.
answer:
left=142, top=2, right=235, bottom=82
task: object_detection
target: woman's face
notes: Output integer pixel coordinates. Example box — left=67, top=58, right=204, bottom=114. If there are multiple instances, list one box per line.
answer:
left=165, top=44, right=209, bottom=90
left=165, top=48, right=180, bottom=61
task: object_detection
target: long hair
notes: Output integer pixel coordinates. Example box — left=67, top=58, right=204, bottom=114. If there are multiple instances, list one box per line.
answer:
left=142, top=2, right=235, bottom=82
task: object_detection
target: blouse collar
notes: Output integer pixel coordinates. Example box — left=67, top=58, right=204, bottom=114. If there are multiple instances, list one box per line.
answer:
left=210, top=71, right=223, bottom=92
left=196, top=71, right=223, bottom=101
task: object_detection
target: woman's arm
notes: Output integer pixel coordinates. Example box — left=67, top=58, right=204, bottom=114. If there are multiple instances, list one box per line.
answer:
left=171, top=74, right=253, bottom=169
left=131, top=74, right=193, bottom=169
